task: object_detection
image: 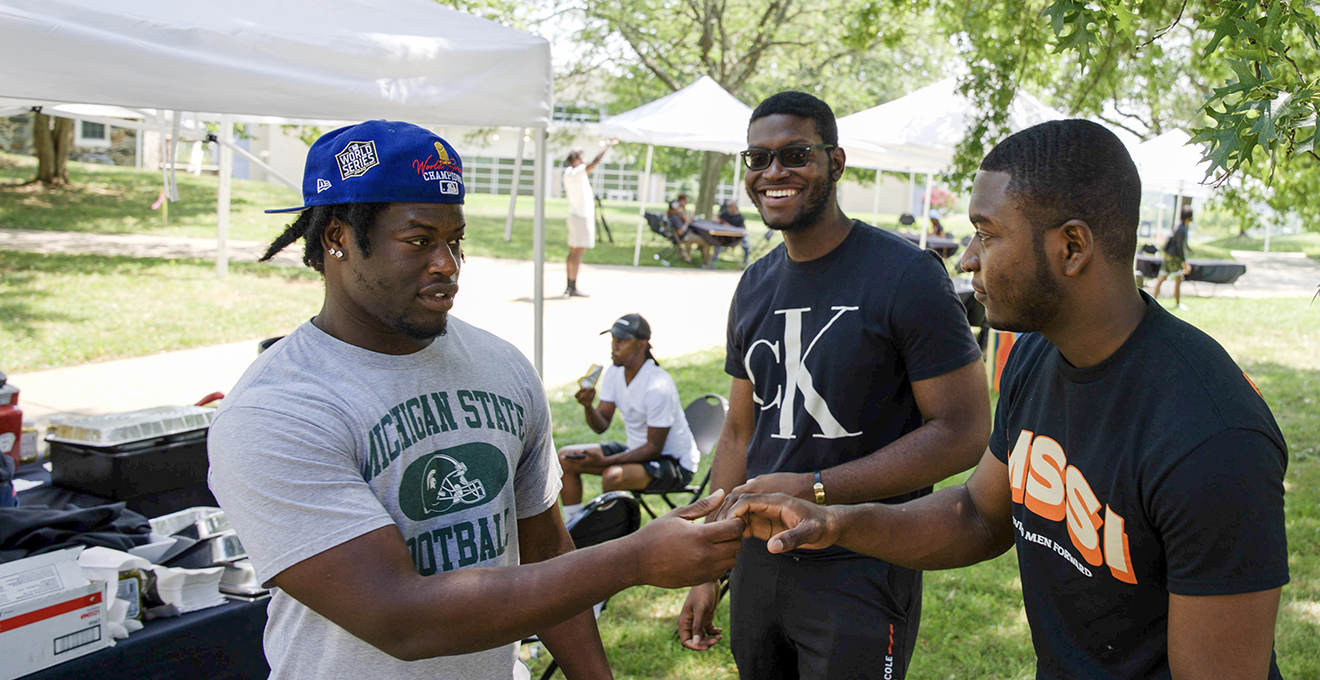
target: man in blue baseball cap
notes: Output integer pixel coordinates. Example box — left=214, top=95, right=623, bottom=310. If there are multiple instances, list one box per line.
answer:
left=208, top=120, right=745, bottom=680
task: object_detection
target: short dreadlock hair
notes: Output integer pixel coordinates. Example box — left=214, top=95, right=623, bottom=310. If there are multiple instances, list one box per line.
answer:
left=261, top=202, right=389, bottom=273
left=979, top=119, right=1141, bottom=265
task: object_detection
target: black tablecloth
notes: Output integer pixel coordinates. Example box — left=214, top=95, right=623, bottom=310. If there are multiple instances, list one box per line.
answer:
left=1135, top=255, right=1247, bottom=284
left=13, top=462, right=269, bottom=680
left=15, top=461, right=216, bottom=518
left=897, top=232, right=960, bottom=259
left=22, top=598, right=269, bottom=680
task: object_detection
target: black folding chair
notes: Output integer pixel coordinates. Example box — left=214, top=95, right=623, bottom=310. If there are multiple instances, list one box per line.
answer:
left=526, top=491, right=642, bottom=679
left=632, top=393, right=729, bottom=519
left=644, top=211, right=684, bottom=267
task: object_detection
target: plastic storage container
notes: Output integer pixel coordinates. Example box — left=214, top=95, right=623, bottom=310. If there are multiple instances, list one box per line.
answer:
left=47, top=406, right=218, bottom=516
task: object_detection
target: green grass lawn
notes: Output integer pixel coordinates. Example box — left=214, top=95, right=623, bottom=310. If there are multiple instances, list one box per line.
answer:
left=0, top=151, right=776, bottom=270
left=0, top=251, right=324, bottom=372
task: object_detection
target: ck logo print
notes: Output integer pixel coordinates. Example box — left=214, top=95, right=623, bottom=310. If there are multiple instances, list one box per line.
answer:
left=335, top=140, right=379, bottom=180
left=744, top=306, right=862, bottom=440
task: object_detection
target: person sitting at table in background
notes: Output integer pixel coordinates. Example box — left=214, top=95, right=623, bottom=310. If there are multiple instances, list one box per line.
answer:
left=558, top=313, right=701, bottom=519
left=928, top=209, right=945, bottom=237
left=713, top=199, right=751, bottom=269
left=667, top=194, right=713, bottom=266
left=1152, top=205, right=1193, bottom=310
left=208, top=121, right=744, bottom=680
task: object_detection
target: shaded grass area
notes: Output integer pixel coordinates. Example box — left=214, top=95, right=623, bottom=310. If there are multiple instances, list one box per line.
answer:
left=0, top=152, right=301, bottom=242
left=0, top=250, right=323, bottom=372
left=0, top=151, right=965, bottom=272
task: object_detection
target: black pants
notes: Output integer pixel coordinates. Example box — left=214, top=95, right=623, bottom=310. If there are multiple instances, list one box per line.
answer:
left=730, top=539, right=922, bottom=679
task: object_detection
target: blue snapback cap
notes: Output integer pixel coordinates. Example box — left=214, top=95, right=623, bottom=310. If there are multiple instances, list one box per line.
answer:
left=266, top=120, right=465, bottom=213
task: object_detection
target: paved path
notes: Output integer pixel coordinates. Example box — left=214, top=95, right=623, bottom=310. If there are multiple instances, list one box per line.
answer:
left=2, top=229, right=742, bottom=422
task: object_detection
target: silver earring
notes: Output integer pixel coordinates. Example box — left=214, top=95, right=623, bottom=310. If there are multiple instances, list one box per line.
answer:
left=330, top=248, right=343, bottom=259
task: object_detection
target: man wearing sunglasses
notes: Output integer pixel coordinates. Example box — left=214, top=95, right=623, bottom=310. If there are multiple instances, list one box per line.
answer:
left=677, top=92, right=991, bottom=679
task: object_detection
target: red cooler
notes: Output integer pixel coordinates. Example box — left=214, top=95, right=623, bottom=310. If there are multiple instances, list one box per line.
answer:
left=0, top=371, right=21, bottom=467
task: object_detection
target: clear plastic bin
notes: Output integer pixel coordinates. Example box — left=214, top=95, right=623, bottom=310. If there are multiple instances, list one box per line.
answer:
left=47, top=405, right=216, bottom=447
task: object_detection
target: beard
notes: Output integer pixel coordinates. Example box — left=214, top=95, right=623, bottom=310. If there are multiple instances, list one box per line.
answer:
left=984, top=240, right=1064, bottom=333
left=388, top=312, right=449, bottom=341
left=753, top=161, right=836, bottom=233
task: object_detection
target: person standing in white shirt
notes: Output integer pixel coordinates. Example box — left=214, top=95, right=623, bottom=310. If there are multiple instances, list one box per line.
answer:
left=562, top=146, right=609, bottom=298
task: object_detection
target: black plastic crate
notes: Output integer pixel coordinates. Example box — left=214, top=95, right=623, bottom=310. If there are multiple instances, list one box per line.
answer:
left=49, top=428, right=212, bottom=512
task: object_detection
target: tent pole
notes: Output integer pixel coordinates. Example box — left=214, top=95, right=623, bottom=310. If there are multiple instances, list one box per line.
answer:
left=919, top=173, right=931, bottom=251
left=632, top=145, right=654, bottom=267
left=732, top=157, right=741, bottom=207
left=505, top=128, right=527, bottom=242
left=216, top=115, right=233, bottom=279
left=533, top=127, right=547, bottom=377
left=907, top=171, right=915, bottom=216
left=871, top=172, right=882, bottom=226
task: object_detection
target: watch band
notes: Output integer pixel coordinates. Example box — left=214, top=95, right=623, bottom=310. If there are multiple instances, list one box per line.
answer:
left=813, top=470, right=826, bottom=505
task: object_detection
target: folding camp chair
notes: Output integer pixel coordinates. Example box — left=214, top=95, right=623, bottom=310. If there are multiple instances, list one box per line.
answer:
left=525, top=491, right=642, bottom=679
left=644, top=212, right=684, bottom=266
left=632, top=393, right=729, bottom=519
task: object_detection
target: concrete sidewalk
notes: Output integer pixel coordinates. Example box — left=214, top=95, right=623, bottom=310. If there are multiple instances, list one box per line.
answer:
left=3, top=229, right=743, bottom=422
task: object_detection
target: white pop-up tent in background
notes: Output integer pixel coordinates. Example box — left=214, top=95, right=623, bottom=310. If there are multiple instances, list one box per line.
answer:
left=0, top=0, right=559, bottom=375
left=598, top=76, right=754, bottom=266
left=838, top=77, right=1066, bottom=249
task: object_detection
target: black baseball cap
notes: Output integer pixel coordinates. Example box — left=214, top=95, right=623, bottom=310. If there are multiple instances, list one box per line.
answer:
left=601, top=313, right=651, bottom=340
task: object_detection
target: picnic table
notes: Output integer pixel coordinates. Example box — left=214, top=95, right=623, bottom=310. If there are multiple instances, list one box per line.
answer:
left=897, top=232, right=960, bottom=259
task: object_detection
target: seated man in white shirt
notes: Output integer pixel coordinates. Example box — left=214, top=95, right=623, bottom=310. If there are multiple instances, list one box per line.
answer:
left=559, top=313, right=702, bottom=517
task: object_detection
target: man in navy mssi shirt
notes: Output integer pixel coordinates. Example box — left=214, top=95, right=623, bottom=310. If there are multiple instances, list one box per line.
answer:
left=725, top=120, right=1288, bottom=679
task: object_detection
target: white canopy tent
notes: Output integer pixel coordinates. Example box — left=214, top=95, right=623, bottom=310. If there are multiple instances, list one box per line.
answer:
left=838, top=77, right=1066, bottom=248
left=0, top=0, right=558, bottom=375
left=1128, top=129, right=1216, bottom=244
left=597, top=76, right=753, bottom=265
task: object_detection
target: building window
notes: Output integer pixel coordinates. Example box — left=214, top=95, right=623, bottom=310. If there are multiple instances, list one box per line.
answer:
left=76, top=121, right=110, bottom=147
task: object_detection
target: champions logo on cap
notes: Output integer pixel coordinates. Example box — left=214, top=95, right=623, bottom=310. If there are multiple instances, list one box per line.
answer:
left=266, top=120, right=465, bottom=214
left=414, top=141, right=462, bottom=196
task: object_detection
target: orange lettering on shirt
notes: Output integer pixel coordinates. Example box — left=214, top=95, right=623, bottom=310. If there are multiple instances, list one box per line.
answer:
left=1064, top=465, right=1103, bottom=566
left=1104, top=504, right=1138, bottom=584
left=1024, top=435, right=1066, bottom=522
left=1007, top=430, right=1034, bottom=504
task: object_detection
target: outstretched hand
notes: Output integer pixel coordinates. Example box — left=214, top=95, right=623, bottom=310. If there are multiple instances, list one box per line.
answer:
left=632, top=490, right=745, bottom=589
left=720, top=493, right=841, bottom=554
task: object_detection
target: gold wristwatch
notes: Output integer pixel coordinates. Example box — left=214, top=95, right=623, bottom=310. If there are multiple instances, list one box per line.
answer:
left=813, top=470, right=826, bottom=505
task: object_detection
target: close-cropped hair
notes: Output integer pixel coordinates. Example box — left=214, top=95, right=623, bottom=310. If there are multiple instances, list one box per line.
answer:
left=261, top=202, right=389, bottom=273
left=980, top=119, right=1141, bottom=264
left=749, top=91, right=838, bottom=147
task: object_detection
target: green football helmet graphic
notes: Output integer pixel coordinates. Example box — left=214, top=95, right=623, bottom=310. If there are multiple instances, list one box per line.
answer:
left=422, top=454, right=487, bottom=513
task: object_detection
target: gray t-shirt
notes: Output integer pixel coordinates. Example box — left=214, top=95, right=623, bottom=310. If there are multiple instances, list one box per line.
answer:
left=208, top=317, right=560, bottom=680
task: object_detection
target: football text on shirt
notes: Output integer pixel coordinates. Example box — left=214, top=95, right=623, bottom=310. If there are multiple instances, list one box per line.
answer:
left=1008, top=430, right=1138, bottom=584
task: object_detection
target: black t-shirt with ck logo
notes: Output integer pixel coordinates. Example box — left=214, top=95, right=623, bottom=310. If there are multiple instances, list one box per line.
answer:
left=990, top=293, right=1288, bottom=679
left=725, top=220, right=982, bottom=492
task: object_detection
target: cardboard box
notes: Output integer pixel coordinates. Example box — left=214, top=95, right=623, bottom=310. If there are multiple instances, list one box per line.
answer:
left=0, top=547, right=110, bottom=680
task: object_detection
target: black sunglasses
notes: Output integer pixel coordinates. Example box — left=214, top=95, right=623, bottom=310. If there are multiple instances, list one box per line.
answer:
left=740, top=144, right=835, bottom=171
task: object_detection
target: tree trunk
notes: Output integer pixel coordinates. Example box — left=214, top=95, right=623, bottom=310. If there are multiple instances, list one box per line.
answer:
left=696, top=151, right=729, bottom=219
left=32, top=113, right=74, bottom=187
